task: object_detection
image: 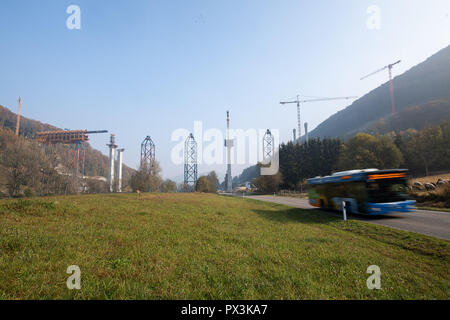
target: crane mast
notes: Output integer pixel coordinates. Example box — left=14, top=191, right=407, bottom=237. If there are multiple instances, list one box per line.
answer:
left=15, top=97, right=22, bottom=136
left=280, top=95, right=357, bottom=144
left=361, top=60, right=401, bottom=114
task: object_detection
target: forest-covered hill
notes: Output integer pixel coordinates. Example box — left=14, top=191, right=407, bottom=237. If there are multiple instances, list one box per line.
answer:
left=309, top=45, right=450, bottom=139
left=367, top=99, right=450, bottom=135
left=0, top=104, right=135, bottom=182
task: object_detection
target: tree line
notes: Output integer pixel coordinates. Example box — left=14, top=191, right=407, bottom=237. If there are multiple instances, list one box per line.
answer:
left=129, top=161, right=178, bottom=193
left=2, top=120, right=447, bottom=197
left=257, top=121, right=449, bottom=192
left=0, top=128, right=80, bottom=197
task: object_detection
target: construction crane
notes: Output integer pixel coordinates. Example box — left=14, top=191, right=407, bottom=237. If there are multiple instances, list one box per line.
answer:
left=361, top=60, right=401, bottom=114
left=15, top=96, right=22, bottom=136
left=280, top=95, right=357, bottom=144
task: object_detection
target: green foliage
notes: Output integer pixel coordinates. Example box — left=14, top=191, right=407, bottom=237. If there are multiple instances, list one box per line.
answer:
left=279, top=138, right=342, bottom=189
left=196, top=171, right=219, bottom=193
left=160, top=179, right=177, bottom=193
left=23, top=188, right=34, bottom=198
left=129, top=162, right=163, bottom=192
left=206, top=171, right=218, bottom=192
left=394, top=122, right=450, bottom=176
left=196, top=176, right=210, bottom=193
left=338, top=133, right=403, bottom=171
left=254, top=172, right=282, bottom=193
left=278, top=122, right=449, bottom=191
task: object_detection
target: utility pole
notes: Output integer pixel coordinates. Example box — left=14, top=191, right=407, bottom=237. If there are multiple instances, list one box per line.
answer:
left=280, top=95, right=357, bottom=144
left=15, top=96, right=22, bottom=136
left=361, top=60, right=401, bottom=114
left=225, top=111, right=233, bottom=193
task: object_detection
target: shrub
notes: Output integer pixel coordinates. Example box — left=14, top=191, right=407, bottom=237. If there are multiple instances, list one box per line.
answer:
left=23, top=188, right=34, bottom=198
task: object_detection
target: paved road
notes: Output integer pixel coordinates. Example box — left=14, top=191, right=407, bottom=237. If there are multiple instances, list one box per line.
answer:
left=245, top=195, right=450, bottom=241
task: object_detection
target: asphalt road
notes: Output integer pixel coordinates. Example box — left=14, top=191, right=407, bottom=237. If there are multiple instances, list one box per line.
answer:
left=245, top=195, right=450, bottom=241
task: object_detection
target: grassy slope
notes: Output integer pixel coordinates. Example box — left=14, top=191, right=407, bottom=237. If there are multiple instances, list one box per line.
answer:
left=410, top=173, right=450, bottom=209
left=0, top=193, right=448, bottom=300
left=411, top=173, right=450, bottom=185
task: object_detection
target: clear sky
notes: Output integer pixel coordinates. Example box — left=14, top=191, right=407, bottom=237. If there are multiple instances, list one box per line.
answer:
left=1, top=0, right=449, bottom=181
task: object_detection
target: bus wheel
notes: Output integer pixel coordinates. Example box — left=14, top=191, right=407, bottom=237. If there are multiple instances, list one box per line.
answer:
left=319, top=199, right=325, bottom=209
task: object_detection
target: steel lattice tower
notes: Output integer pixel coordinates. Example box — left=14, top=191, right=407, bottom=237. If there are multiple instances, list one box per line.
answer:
left=263, top=129, right=274, bottom=161
left=141, top=136, right=156, bottom=169
left=184, top=133, right=198, bottom=190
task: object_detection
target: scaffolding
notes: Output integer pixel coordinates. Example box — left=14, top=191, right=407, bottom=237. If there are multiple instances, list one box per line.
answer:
left=263, top=129, right=274, bottom=161
left=141, top=136, right=156, bottom=169
left=184, top=133, right=198, bottom=191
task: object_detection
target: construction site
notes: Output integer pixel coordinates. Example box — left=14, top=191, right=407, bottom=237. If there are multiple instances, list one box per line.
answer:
left=1, top=1, right=449, bottom=305
left=6, top=58, right=406, bottom=196
left=13, top=59, right=401, bottom=193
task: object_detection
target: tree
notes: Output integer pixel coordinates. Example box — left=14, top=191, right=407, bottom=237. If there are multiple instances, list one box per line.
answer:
left=393, top=122, right=450, bottom=176
left=0, top=128, right=81, bottom=197
left=86, top=178, right=107, bottom=194
left=195, top=171, right=219, bottom=193
left=254, top=172, right=282, bottom=193
left=196, top=176, right=210, bottom=193
left=338, top=133, right=403, bottom=170
left=160, top=179, right=177, bottom=193
left=129, top=161, right=163, bottom=192
left=148, top=161, right=163, bottom=192
left=206, top=171, right=219, bottom=193
left=278, top=137, right=342, bottom=189
left=410, top=125, right=444, bottom=176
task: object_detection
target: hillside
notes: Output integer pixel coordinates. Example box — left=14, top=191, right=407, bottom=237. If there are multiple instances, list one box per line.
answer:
left=367, top=99, right=450, bottom=135
left=232, top=165, right=260, bottom=186
left=0, top=104, right=135, bottom=183
left=309, top=45, right=450, bottom=139
left=0, top=104, right=59, bottom=137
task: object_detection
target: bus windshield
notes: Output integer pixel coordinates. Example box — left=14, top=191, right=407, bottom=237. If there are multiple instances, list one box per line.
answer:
left=366, top=179, right=409, bottom=203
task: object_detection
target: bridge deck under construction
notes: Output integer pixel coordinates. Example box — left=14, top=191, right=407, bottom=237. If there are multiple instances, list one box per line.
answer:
left=35, top=130, right=107, bottom=144
left=35, top=130, right=89, bottom=144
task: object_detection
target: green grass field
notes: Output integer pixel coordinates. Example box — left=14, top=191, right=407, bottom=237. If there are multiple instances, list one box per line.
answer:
left=0, top=193, right=448, bottom=299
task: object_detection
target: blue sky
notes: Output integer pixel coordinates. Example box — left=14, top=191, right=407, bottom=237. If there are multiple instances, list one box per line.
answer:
left=1, top=0, right=449, bottom=181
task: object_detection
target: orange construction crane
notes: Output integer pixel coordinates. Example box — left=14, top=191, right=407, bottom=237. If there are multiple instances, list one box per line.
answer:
left=15, top=96, right=22, bottom=136
left=361, top=60, right=401, bottom=114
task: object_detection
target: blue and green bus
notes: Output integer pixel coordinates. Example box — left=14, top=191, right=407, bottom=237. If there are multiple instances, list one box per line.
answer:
left=307, top=169, right=416, bottom=215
